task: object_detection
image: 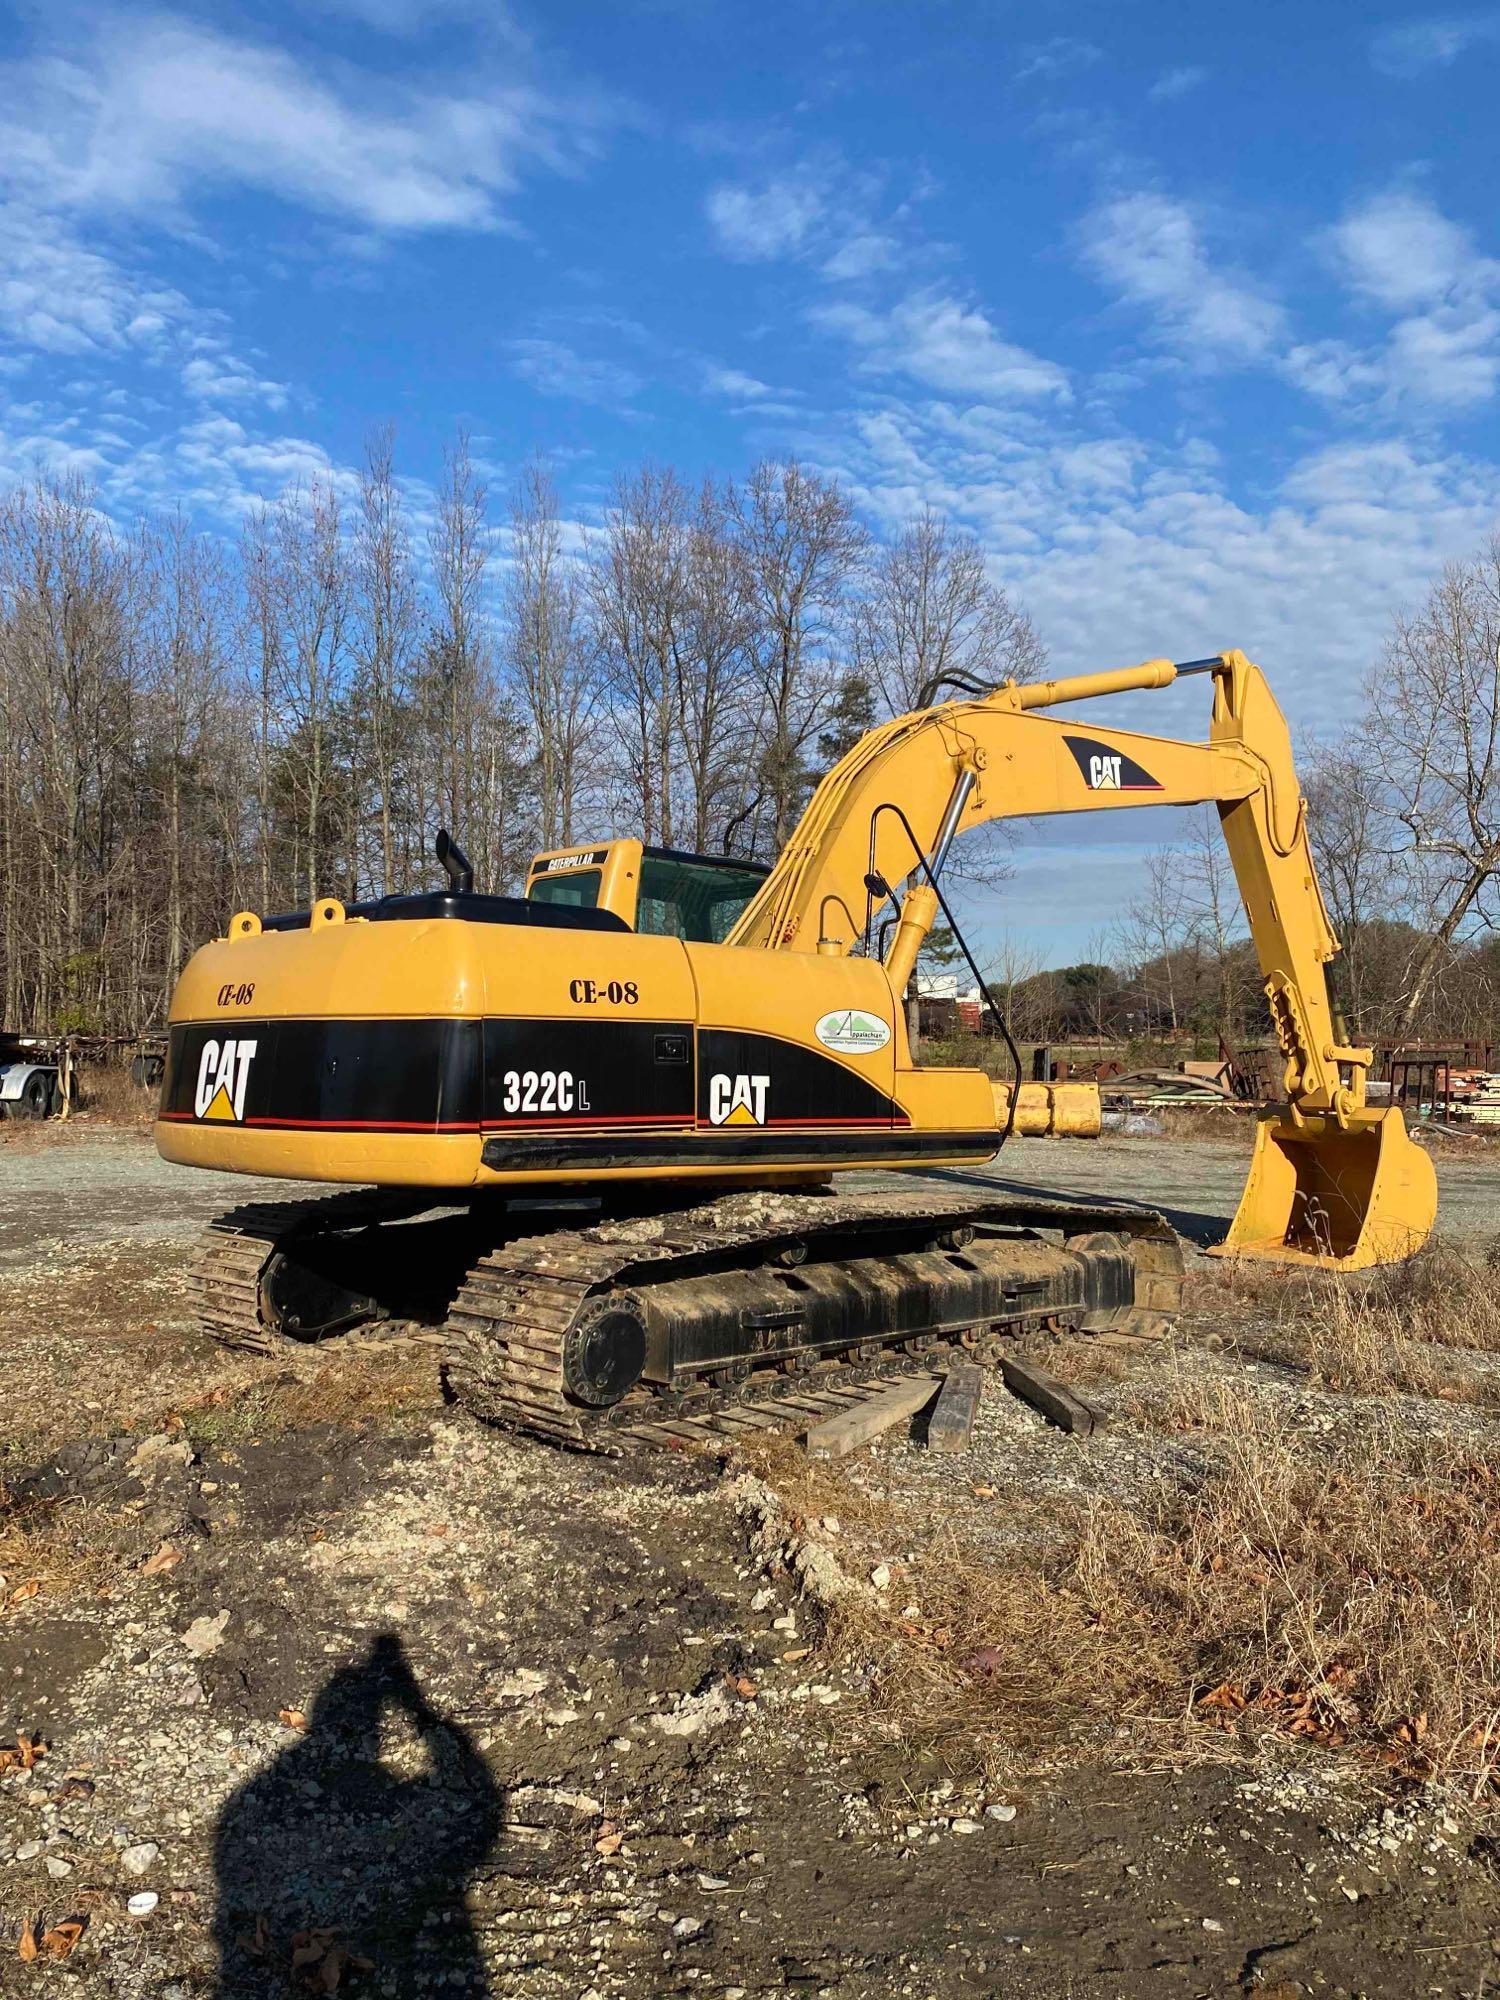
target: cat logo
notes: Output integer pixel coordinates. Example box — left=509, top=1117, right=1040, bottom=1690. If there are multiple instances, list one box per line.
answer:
left=194, top=1037, right=258, bottom=1122
left=1063, top=735, right=1163, bottom=792
left=708, top=1073, right=770, bottom=1127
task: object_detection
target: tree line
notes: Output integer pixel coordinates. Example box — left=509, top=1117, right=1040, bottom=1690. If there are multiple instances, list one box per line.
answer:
left=0, top=437, right=1039, bottom=1035
left=3, top=427, right=1496, bottom=1059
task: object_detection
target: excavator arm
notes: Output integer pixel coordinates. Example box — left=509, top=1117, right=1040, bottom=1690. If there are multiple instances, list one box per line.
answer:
left=729, top=649, right=1436, bottom=1268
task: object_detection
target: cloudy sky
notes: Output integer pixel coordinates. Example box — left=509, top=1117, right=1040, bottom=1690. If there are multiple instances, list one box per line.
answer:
left=3, top=0, right=1498, bottom=956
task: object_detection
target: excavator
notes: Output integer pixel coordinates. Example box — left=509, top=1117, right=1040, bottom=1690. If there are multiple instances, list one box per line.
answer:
left=155, top=650, right=1437, bottom=1445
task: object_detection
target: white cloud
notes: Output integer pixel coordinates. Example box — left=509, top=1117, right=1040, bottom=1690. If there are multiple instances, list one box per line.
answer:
left=705, top=175, right=827, bottom=260
left=1371, top=13, right=1500, bottom=75
left=1148, top=65, right=1208, bottom=101
left=2, top=14, right=606, bottom=236
left=1331, top=188, right=1476, bottom=309
left=1016, top=37, right=1103, bottom=83
left=182, top=351, right=289, bottom=411
left=0, top=199, right=194, bottom=357
left=702, top=365, right=777, bottom=402
left=822, top=232, right=899, bottom=282
left=1320, top=190, right=1500, bottom=408
left=506, top=338, right=643, bottom=403
left=814, top=293, right=1071, bottom=404
left=820, top=400, right=1500, bottom=720
left=1078, top=191, right=1285, bottom=365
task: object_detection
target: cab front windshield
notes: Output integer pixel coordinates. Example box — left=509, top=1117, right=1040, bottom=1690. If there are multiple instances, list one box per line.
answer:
left=636, top=853, right=765, bottom=943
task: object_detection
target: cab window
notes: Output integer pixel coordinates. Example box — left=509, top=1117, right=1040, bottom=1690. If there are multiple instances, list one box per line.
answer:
left=636, top=853, right=766, bottom=944
left=528, top=868, right=602, bottom=911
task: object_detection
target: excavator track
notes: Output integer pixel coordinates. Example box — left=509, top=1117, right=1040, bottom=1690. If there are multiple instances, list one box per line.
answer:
left=188, top=1186, right=1184, bottom=1451
left=187, top=1189, right=442, bottom=1356
left=445, top=1189, right=1183, bottom=1449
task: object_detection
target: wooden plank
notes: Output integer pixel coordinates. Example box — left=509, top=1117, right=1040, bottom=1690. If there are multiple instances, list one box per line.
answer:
left=804, top=1374, right=940, bottom=1460
left=925, top=1363, right=984, bottom=1453
left=997, top=1355, right=1108, bottom=1436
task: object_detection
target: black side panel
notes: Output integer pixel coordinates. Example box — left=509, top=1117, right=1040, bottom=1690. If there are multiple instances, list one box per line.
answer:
left=696, top=1029, right=899, bottom=1127
left=160, top=1020, right=483, bottom=1131
left=482, top=1019, right=695, bottom=1128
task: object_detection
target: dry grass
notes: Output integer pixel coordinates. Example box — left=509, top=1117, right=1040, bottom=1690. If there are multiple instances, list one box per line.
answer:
left=749, top=1249, right=1500, bottom=1793
left=1091, top=1406, right=1500, bottom=1789
left=0, top=1491, right=153, bottom=1603
left=171, top=1347, right=435, bottom=1448
left=770, top=1394, right=1500, bottom=1791
left=77, top=1061, right=155, bottom=1125
left=1219, top=1235, right=1500, bottom=1405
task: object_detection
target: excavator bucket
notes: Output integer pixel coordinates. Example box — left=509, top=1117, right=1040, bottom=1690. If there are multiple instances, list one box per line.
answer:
left=1212, top=1106, right=1437, bottom=1271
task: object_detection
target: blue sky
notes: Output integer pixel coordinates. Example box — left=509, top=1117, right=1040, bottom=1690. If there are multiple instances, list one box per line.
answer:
left=4, top=0, right=1499, bottom=960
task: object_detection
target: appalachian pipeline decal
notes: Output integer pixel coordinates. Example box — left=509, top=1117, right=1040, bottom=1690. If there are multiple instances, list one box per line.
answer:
left=159, top=1019, right=483, bottom=1132
left=1064, top=735, right=1164, bottom=792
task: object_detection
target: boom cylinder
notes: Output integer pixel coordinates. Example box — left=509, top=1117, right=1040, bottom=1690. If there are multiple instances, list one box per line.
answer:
left=1011, top=657, right=1179, bottom=710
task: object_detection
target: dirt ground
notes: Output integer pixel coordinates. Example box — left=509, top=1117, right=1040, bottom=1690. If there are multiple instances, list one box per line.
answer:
left=3, top=1119, right=1500, bottom=1998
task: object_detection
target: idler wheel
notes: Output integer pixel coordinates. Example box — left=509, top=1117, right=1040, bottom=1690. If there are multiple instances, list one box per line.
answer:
left=563, top=1296, right=648, bottom=1407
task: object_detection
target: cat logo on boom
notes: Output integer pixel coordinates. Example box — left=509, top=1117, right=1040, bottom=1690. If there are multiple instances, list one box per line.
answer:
left=194, top=1038, right=258, bottom=1122
left=1063, top=735, right=1163, bottom=793
left=708, top=1074, right=770, bottom=1126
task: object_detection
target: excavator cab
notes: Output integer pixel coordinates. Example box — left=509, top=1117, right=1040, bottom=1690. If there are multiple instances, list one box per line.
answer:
left=526, top=839, right=769, bottom=943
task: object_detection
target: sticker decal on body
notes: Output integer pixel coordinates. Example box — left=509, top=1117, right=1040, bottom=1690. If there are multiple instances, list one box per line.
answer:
left=1062, top=735, right=1164, bottom=792
left=194, top=1037, right=258, bottom=1121
left=814, top=1009, right=892, bottom=1056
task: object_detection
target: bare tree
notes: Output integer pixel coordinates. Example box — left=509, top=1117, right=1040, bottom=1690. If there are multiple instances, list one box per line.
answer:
left=676, top=478, right=757, bottom=852
left=136, top=512, right=231, bottom=1007
left=427, top=434, right=493, bottom=871
left=353, top=426, right=419, bottom=895
left=589, top=465, right=690, bottom=845
left=732, top=460, right=868, bottom=849
left=506, top=456, right=598, bottom=851
left=854, top=510, right=1044, bottom=717
left=273, top=480, right=353, bottom=905
left=1379, top=540, right=1500, bottom=1039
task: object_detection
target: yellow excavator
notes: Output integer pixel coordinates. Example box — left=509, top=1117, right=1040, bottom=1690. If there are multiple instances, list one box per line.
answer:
left=156, top=650, right=1436, bottom=1443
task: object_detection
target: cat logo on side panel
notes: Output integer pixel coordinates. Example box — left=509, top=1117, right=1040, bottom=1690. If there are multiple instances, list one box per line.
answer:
left=194, top=1038, right=258, bottom=1122
left=708, top=1074, right=770, bottom=1126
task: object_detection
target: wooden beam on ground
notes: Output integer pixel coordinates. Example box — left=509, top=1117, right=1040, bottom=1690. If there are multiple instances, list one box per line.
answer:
left=997, top=1355, right=1108, bottom=1437
left=804, top=1374, right=940, bottom=1460
left=925, top=1363, right=984, bottom=1453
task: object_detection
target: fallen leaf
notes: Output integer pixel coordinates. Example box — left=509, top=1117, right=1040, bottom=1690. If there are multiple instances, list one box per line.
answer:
left=40, top=1917, right=86, bottom=1960
left=424, top=1523, right=450, bottom=1538
left=594, top=1829, right=625, bottom=1856
left=970, top=1483, right=997, bottom=1499
left=18, top=1917, right=38, bottom=1963
left=141, top=1543, right=182, bottom=1577
left=780, top=1647, right=812, bottom=1663
left=278, top=1707, right=308, bottom=1730
left=237, top=1915, right=271, bottom=1959
left=0, top=1731, right=48, bottom=1773
left=52, top=1776, right=95, bottom=1804
left=6, top=1578, right=41, bottom=1607
left=726, top=1674, right=758, bottom=1700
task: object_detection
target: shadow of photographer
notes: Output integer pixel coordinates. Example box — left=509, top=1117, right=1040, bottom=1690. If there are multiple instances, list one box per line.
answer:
left=214, top=1631, right=503, bottom=1995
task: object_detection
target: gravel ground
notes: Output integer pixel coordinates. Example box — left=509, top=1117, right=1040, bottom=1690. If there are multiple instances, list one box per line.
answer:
left=3, top=1121, right=1500, bottom=1998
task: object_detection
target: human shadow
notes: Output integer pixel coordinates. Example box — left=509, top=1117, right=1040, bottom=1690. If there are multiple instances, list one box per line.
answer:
left=214, top=1632, right=503, bottom=1996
